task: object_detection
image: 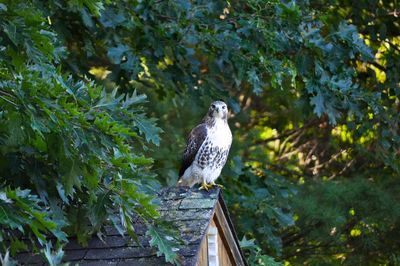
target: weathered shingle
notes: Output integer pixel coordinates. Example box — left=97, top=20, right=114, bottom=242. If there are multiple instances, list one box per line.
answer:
left=15, top=187, right=221, bottom=266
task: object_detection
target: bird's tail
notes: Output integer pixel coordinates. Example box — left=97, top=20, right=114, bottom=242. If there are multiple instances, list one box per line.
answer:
left=176, top=177, right=189, bottom=187
left=177, top=175, right=197, bottom=187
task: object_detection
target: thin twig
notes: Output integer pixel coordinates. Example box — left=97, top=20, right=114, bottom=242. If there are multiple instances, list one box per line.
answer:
left=0, top=95, right=17, bottom=106
left=328, top=158, right=355, bottom=180
left=252, top=118, right=321, bottom=146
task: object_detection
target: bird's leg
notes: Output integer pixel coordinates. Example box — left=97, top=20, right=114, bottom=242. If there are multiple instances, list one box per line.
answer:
left=210, top=181, right=224, bottom=189
left=199, top=179, right=209, bottom=191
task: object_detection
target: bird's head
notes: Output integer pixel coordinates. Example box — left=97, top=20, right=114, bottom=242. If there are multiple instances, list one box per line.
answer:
left=207, top=100, right=228, bottom=120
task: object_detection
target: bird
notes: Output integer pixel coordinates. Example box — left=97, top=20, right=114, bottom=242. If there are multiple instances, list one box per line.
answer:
left=177, top=100, right=232, bottom=190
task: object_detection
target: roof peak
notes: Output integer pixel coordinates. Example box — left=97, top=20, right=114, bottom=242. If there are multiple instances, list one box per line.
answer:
left=15, top=186, right=247, bottom=265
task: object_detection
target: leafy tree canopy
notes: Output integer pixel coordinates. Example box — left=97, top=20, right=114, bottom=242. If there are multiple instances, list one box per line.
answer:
left=0, top=0, right=399, bottom=265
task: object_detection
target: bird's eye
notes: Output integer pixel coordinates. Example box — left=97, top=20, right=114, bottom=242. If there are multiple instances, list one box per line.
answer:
left=222, top=106, right=226, bottom=109
left=211, top=104, right=216, bottom=109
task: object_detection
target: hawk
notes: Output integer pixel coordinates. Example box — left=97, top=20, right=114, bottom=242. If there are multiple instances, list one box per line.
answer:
left=177, top=100, right=232, bottom=190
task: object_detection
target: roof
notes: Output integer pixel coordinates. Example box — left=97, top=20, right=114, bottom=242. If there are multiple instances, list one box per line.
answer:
left=15, top=187, right=247, bottom=266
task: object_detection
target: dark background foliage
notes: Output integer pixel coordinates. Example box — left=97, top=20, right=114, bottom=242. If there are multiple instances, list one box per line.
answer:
left=0, top=0, right=399, bottom=265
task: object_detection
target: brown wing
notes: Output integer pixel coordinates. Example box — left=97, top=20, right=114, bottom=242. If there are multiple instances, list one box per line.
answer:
left=179, top=124, right=208, bottom=177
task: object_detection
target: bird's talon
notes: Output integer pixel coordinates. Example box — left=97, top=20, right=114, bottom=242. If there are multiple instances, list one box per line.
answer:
left=210, top=182, right=224, bottom=189
left=199, top=182, right=209, bottom=191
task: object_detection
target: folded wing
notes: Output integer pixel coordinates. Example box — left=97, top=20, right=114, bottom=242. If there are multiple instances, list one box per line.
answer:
left=179, top=124, right=208, bottom=177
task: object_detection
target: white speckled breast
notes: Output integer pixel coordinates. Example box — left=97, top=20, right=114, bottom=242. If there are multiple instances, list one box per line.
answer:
left=192, top=120, right=232, bottom=183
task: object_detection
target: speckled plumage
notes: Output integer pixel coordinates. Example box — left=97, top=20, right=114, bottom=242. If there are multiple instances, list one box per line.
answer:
left=178, top=101, right=232, bottom=187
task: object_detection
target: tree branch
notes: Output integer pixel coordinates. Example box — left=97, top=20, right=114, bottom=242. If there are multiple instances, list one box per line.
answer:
left=251, top=118, right=322, bottom=146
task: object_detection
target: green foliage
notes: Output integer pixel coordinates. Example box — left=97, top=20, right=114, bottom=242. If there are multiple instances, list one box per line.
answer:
left=147, top=224, right=181, bottom=265
left=0, top=0, right=399, bottom=265
left=132, top=0, right=399, bottom=264
left=43, top=244, right=68, bottom=266
left=222, top=161, right=296, bottom=255
left=0, top=250, right=17, bottom=266
left=240, top=237, right=283, bottom=266
left=0, top=187, right=65, bottom=248
left=0, top=0, right=167, bottom=263
left=284, top=177, right=400, bottom=264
